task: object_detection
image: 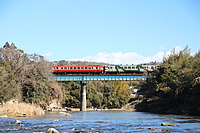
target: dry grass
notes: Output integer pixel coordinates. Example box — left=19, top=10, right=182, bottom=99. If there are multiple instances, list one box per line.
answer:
left=0, top=102, right=45, bottom=116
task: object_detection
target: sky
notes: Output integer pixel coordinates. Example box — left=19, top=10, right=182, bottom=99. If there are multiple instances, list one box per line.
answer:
left=0, top=0, right=200, bottom=64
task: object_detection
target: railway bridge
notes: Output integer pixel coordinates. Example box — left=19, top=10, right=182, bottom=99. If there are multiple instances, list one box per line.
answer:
left=48, top=74, right=150, bottom=111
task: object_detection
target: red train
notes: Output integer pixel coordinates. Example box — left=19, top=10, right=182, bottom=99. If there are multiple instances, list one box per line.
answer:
left=52, top=65, right=104, bottom=75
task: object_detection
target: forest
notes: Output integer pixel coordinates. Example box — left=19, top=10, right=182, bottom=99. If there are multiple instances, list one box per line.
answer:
left=0, top=42, right=132, bottom=109
left=136, top=47, right=200, bottom=115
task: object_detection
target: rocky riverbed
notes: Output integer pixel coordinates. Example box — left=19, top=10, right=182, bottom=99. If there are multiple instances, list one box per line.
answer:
left=1, top=111, right=200, bottom=132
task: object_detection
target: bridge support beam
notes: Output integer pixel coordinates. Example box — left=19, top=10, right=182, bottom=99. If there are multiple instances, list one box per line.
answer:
left=80, top=81, right=87, bottom=111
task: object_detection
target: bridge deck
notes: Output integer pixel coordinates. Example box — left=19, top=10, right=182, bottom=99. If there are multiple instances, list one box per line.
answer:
left=48, top=75, right=149, bottom=81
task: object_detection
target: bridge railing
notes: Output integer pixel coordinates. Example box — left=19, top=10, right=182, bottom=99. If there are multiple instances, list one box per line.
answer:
left=48, top=75, right=149, bottom=81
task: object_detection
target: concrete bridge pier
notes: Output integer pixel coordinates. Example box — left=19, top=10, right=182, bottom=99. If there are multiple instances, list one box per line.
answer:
left=80, top=81, right=87, bottom=111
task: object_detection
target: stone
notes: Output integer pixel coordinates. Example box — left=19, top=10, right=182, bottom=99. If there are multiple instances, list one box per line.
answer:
left=0, top=115, right=8, bottom=118
left=59, top=112, right=65, bottom=115
left=148, top=127, right=157, bottom=130
left=15, top=120, right=22, bottom=123
left=162, top=129, right=172, bottom=131
left=65, top=113, right=71, bottom=117
left=59, top=112, right=71, bottom=117
left=161, top=122, right=176, bottom=126
left=66, top=108, right=72, bottom=111
left=46, top=128, right=60, bottom=133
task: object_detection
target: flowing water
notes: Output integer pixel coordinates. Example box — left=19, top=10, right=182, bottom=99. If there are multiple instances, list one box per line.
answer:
left=0, top=111, right=200, bottom=132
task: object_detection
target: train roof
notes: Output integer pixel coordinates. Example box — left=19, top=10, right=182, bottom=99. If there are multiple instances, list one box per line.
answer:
left=53, top=65, right=104, bottom=67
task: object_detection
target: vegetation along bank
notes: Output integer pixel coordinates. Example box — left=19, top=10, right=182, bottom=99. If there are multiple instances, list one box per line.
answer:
left=136, top=47, right=200, bottom=115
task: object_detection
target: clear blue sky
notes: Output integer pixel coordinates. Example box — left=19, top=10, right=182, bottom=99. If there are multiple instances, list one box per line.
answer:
left=0, top=0, right=199, bottom=64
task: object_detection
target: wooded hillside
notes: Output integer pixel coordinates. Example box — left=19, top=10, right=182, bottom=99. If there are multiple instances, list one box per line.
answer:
left=0, top=42, right=132, bottom=109
left=136, top=47, right=200, bottom=115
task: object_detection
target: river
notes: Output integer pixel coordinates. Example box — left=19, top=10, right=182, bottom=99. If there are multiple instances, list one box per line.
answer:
left=0, top=111, right=200, bottom=132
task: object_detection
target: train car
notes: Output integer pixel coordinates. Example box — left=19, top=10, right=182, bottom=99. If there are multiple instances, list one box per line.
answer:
left=52, top=65, right=104, bottom=75
left=104, top=64, right=156, bottom=74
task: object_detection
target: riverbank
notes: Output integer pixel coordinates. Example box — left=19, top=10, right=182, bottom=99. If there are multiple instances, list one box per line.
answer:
left=48, top=107, right=134, bottom=112
left=0, top=102, right=134, bottom=118
left=0, top=102, right=45, bottom=117
left=135, top=97, right=200, bottom=116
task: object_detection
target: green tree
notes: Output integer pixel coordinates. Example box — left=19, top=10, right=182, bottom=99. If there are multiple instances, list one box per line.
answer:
left=137, top=47, right=200, bottom=115
left=0, top=42, right=65, bottom=107
left=87, top=81, right=103, bottom=108
left=0, top=61, right=17, bottom=103
left=62, top=82, right=80, bottom=108
left=108, top=81, right=131, bottom=108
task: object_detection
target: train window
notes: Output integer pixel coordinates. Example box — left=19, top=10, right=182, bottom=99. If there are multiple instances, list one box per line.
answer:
left=70, top=67, right=72, bottom=69
left=125, top=67, right=127, bottom=69
left=78, top=67, right=80, bottom=69
left=81, top=67, right=84, bottom=69
left=74, top=67, right=76, bottom=69
left=56, top=67, right=58, bottom=69
left=61, top=67, right=63, bottom=69
left=89, top=67, right=91, bottom=69
left=85, top=67, right=88, bottom=69
left=96, top=67, right=98, bottom=69
left=128, top=67, right=131, bottom=69
left=64, top=67, right=67, bottom=69
left=132, top=67, right=135, bottom=69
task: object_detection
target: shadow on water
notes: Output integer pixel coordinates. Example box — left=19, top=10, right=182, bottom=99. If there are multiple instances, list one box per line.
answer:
left=0, top=111, right=200, bottom=132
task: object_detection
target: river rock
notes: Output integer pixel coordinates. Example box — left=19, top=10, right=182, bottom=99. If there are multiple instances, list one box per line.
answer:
left=46, top=128, right=60, bottom=133
left=59, top=112, right=71, bottom=117
left=161, top=122, right=176, bottom=126
left=15, top=120, right=22, bottom=123
left=0, top=115, right=8, bottom=118
left=65, top=113, right=71, bottom=117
